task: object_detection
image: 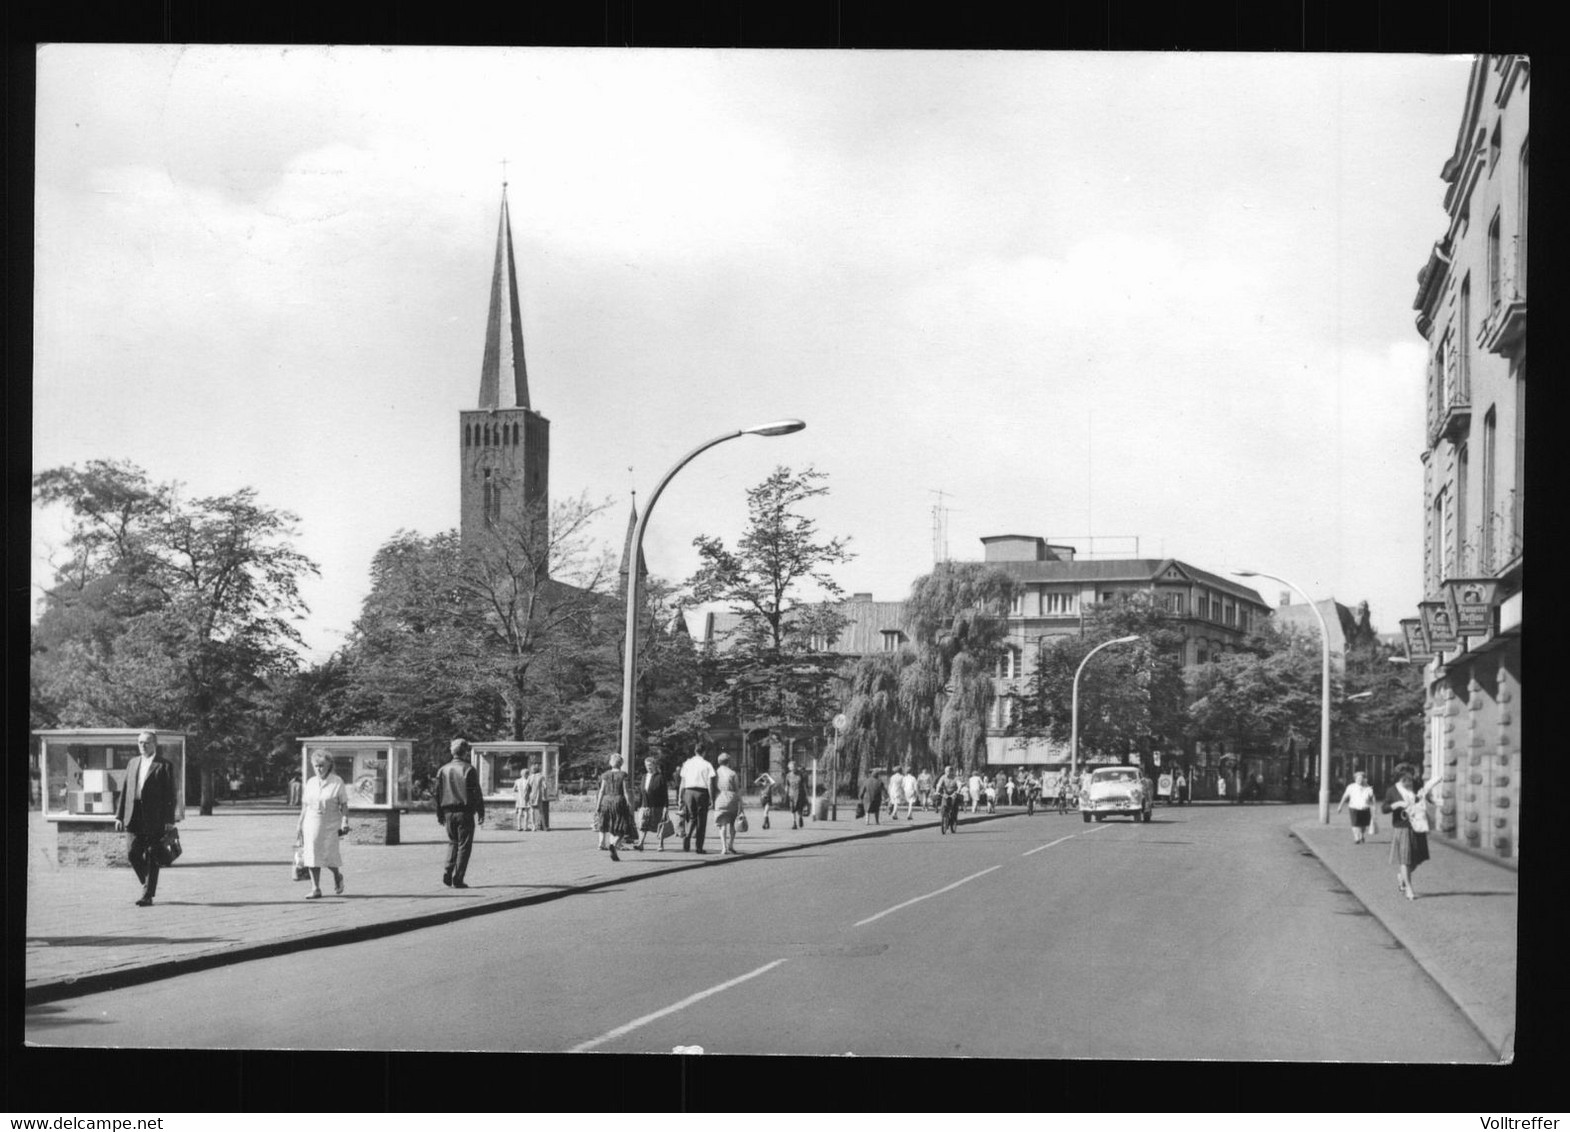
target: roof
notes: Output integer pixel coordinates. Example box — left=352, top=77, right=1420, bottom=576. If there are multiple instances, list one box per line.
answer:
left=1271, top=598, right=1378, bottom=657
left=985, top=557, right=1268, bottom=608
left=684, top=597, right=909, bottom=655
left=477, top=187, right=530, bottom=410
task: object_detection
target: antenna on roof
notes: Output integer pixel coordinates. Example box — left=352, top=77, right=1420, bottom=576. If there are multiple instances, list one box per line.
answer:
left=930, top=489, right=953, bottom=563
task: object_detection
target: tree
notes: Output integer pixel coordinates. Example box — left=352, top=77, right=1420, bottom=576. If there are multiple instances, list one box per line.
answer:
left=685, top=465, right=854, bottom=774
left=340, top=494, right=628, bottom=781
left=32, top=460, right=318, bottom=812
left=1020, top=592, right=1190, bottom=771
left=837, top=646, right=919, bottom=788
left=902, top=561, right=1015, bottom=774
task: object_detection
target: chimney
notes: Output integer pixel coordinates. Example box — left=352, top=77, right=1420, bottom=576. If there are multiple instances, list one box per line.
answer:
left=850, top=592, right=873, bottom=602
left=1280, top=591, right=1292, bottom=607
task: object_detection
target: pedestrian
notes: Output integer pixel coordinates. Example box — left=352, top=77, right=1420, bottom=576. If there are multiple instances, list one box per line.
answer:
left=900, top=766, right=918, bottom=821
left=1382, top=764, right=1432, bottom=900
left=638, top=756, right=671, bottom=851
left=287, top=772, right=303, bottom=808
left=1004, top=776, right=1016, bottom=807
left=934, top=765, right=963, bottom=834
left=985, top=777, right=998, bottom=814
left=713, top=752, right=746, bottom=855
left=1175, top=769, right=1189, bottom=804
left=436, top=738, right=485, bottom=888
left=514, top=763, right=532, bottom=832
left=753, top=768, right=777, bottom=829
left=1337, top=771, right=1378, bottom=844
left=784, top=759, right=809, bottom=830
left=526, top=760, right=550, bottom=831
left=967, top=769, right=983, bottom=814
left=859, top=769, right=885, bottom=825
left=679, top=742, right=717, bottom=853
left=295, top=749, right=350, bottom=899
left=916, top=767, right=934, bottom=811
left=113, top=730, right=178, bottom=908
left=594, top=755, right=637, bottom=861
left=885, top=764, right=905, bottom=819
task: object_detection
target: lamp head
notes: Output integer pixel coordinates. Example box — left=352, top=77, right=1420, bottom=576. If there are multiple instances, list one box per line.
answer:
left=1115, top=634, right=1140, bottom=644
left=742, top=419, right=806, bottom=437
left=1230, top=569, right=1259, bottom=578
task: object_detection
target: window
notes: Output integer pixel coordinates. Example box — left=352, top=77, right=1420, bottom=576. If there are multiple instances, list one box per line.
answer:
left=465, top=424, right=471, bottom=447
left=1213, top=596, right=1225, bottom=623
left=1518, top=139, right=1528, bottom=297
left=1044, top=590, right=1075, bottom=615
left=1197, top=595, right=1209, bottom=620
left=1456, top=442, right=1469, bottom=574
left=1240, top=609, right=1250, bottom=634
left=1488, top=212, right=1502, bottom=310
left=1437, top=486, right=1455, bottom=581
left=1430, top=490, right=1446, bottom=593
left=1489, top=119, right=1501, bottom=170
left=1010, top=590, right=1023, bottom=615
left=483, top=470, right=500, bottom=526
left=1196, top=647, right=1209, bottom=665
left=1163, top=592, right=1185, bottom=614
left=880, top=630, right=905, bottom=652
left=1458, top=278, right=1471, bottom=402
left=1224, top=603, right=1236, bottom=627
left=998, top=646, right=1023, bottom=680
left=1482, top=407, right=1497, bottom=571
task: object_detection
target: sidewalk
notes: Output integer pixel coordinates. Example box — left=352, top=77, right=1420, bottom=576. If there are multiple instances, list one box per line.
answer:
left=24, top=799, right=1020, bottom=1005
left=1291, top=817, right=1517, bottom=1061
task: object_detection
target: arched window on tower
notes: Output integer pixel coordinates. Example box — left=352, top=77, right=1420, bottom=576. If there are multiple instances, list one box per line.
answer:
left=483, top=469, right=500, bottom=527
left=464, top=424, right=470, bottom=448
left=512, top=422, right=519, bottom=445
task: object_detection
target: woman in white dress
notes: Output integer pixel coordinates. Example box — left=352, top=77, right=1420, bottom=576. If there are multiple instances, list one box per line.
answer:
left=295, top=750, right=349, bottom=899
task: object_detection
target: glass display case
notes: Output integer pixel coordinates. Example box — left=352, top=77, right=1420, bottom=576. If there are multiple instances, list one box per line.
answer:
left=37, top=729, right=187, bottom=823
left=297, top=737, right=412, bottom=845
left=472, top=741, right=558, bottom=830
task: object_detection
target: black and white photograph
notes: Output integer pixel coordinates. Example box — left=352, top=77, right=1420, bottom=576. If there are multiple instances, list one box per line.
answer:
left=25, top=44, right=1524, bottom=1069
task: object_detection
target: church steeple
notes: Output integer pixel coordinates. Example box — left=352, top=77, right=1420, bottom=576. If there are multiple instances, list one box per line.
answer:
left=477, top=185, right=530, bottom=410
left=619, top=494, right=649, bottom=583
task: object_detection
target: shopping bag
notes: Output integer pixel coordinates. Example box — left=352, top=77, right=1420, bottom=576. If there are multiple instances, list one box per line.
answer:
left=855, top=801, right=866, bottom=819
left=292, top=846, right=310, bottom=881
left=736, top=812, right=749, bottom=834
left=155, top=827, right=183, bottom=867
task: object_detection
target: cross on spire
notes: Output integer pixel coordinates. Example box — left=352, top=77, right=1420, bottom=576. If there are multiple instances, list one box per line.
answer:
left=500, top=157, right=509, bottom=188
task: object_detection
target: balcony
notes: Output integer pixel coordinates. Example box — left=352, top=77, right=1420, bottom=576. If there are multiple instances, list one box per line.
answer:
left=1480, top=236, right=1527, bottom=357
left=1429, top=385, right=1471, bottom=447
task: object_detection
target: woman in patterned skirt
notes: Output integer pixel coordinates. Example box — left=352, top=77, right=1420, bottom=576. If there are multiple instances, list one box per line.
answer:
left=1382, top=764, right=1432, bottom=899
left=594, top=755, right=637, bottom=862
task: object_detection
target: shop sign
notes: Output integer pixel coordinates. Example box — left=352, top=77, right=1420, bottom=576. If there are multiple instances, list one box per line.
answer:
left=1442, top=576, right=1503, bottom=637
left=1419, top=600, right=1458, bottom=652
left=1400, top=618, right=1434, bottom=662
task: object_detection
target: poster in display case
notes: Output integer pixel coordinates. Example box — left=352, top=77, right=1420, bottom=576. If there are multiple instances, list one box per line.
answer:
left=36, top=729, right=187, bottom=823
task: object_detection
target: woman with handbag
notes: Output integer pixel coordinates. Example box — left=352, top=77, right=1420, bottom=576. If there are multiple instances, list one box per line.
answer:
left=753, top=769, right=777, bottom=830
left=594, top=755, right=638, bottom=861
left=713, top=752, right=746, bottom=855
left=636, top=756, right=671, bottom=852
left=1381, top=764, right=1432, bottom=900
left=295, top=750, right=349, bottom=899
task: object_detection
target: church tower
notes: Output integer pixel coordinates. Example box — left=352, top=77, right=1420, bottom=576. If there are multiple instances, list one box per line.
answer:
left=460, top=184, right=550, bottom=553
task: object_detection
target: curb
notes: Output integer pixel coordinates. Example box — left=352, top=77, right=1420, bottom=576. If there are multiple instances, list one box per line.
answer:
left=25, top=808, right=1022, bottom=1006
left=1289, top=825, right=1512, bottom=1061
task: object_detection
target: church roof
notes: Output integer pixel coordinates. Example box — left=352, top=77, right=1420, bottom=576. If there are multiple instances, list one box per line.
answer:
left=477, top=186, right=531, bottom=410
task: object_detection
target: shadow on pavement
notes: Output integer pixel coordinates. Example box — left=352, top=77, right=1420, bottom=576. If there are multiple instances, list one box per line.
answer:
left=29, top=934, right=233, bottom=947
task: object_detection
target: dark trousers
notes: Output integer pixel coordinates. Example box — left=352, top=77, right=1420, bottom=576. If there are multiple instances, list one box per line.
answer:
left=536, top=799, right=550, bottom=830
left=126, top=831, right=161, bottom=898
left=681, top=789, right=710, bottom=851
left=444, top=812, right=476, bottom=882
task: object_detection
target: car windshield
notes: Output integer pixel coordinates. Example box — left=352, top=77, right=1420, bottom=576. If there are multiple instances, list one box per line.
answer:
left=1096, top=770, right=1139, bottom=783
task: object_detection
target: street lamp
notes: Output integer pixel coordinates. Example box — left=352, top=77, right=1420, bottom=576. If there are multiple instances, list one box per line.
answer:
left=1070, top=634, right=1140, bottom=790
left=619, top=419, right=806, bottom=771
left=1232, top=568, right=1333, bottom=824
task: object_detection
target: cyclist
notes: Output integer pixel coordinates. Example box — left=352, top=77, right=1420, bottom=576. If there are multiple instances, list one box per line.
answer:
left=934, top=764, right=963, bottom=834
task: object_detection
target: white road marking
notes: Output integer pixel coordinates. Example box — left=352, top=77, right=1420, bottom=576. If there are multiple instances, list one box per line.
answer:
left=853, top=865, right=1002, bottom=927
left=567, top=959, right=789, bottom=1053
left=1022, top=835, right=1076, bottom=856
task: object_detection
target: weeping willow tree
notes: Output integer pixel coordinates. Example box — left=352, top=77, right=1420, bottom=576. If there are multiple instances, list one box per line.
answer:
left=837, top=648, right=910, bottom=789
left=904, top=562, right=1015, bottom=775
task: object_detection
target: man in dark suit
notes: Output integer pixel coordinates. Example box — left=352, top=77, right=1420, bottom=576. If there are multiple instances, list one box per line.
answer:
left=435, top=738, right=485, bottom=888
left=114, top=730, right=178, bottom=907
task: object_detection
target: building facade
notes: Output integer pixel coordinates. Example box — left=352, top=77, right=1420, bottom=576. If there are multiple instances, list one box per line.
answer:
left=1408, top=55, right=1526, bottom=859
left=975, top=535, right=1272, bottom=796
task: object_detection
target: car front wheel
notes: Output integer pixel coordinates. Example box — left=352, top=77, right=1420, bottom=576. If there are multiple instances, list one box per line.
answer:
left=1081, top=811, right=1091, bottom=823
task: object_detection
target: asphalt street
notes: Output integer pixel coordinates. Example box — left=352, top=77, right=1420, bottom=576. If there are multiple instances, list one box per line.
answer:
left=27, top=804, right=1496, bottom=1060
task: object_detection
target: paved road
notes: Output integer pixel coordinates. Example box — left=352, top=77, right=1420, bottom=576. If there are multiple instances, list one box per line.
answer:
left=26, top=805, right=1495, bottom=1060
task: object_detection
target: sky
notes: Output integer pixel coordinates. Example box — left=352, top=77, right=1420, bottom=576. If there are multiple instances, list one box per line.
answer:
left=31, top=47, right=1475, bottom=661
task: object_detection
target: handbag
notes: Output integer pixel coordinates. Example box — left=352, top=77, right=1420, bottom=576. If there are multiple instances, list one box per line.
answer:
left=659, top=817, right=676, bottom=839
left=155, top=827, right=183, bottom=867
left=855, top=801, right=866, bottom=819
left=736, top=812, right=749, bottom=833
left=292, top=845, right=310, bottom=881
left=1407, top=803, right=1430, bottom=834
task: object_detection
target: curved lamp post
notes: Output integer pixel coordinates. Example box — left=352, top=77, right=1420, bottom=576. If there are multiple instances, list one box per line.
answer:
left=1070, top=634, right=1140, bottom=790
left=1232, top=568, right=1332, bottom=824
left=619, top=420, right=806, bottom=769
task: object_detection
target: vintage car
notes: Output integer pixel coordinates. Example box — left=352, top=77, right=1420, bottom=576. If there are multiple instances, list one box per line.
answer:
left=1080, top=766, right=1152, bottom=822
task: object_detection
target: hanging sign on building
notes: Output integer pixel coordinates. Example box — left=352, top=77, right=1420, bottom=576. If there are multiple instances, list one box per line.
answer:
left=1442, top=577, right=1503, bottom=637
left=1400, top=618, right=1434, bottom=663
left=1419, top=600, right=1459, bottom=652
